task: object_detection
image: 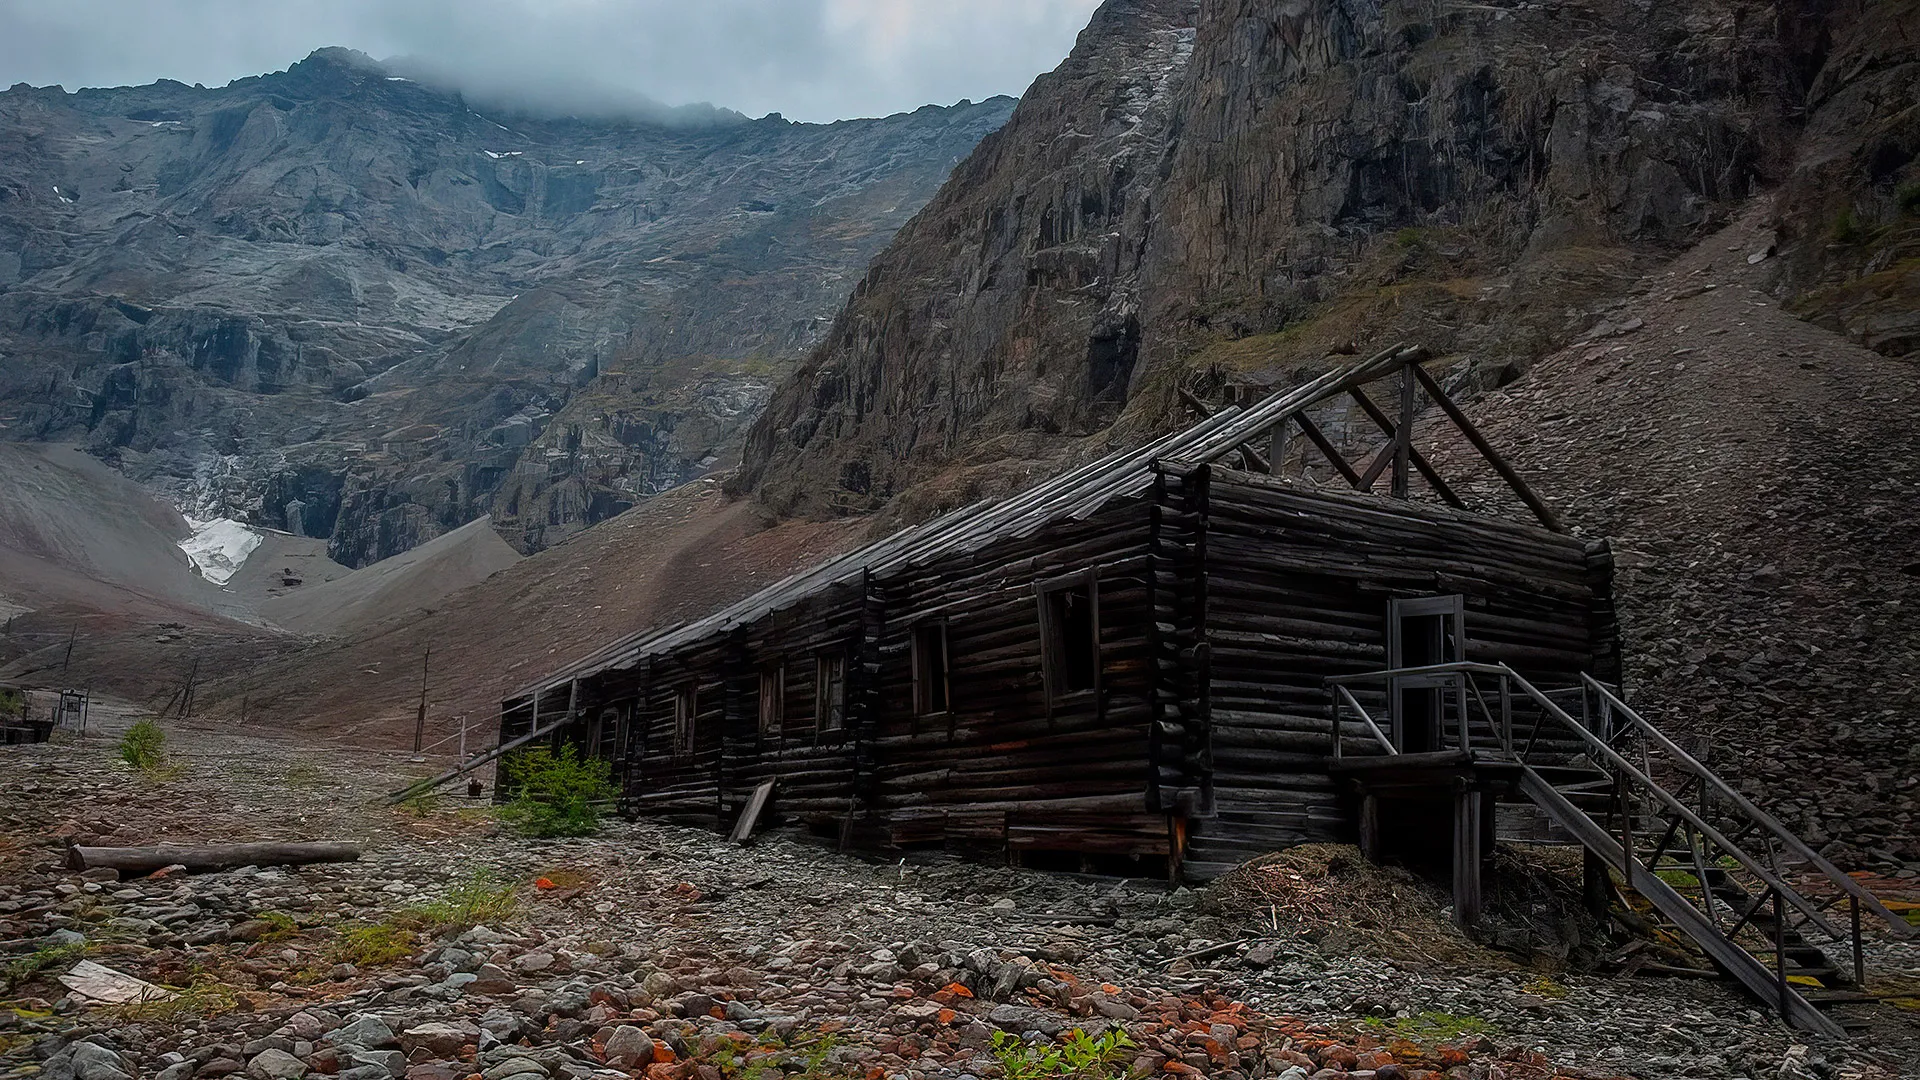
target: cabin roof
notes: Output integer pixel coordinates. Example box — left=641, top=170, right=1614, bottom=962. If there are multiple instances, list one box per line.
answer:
left=512, top=343, right=1514, bottom=700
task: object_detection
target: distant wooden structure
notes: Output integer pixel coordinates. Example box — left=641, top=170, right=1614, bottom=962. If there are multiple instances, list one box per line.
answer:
left=496, top=344, right=1910, bottom=1032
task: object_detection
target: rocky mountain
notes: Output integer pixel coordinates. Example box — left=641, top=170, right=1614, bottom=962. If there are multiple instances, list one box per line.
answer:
left=723, top=0, right=1919, bottom=863
left=738, top=0, right=1918, bottom=517
left=0, top=48, right=1014, bottom=564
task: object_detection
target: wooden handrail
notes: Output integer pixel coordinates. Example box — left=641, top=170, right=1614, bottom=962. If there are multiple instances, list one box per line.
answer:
left=1495, top=665, right=1843, bottom=940
left=1580, top=674, right=1914, bottom=938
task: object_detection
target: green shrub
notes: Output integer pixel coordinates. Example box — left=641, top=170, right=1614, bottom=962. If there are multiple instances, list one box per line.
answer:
left=1898, top=182, right=1920, bottom=215
left=991, top=1028, right=1135, bottom=1080
left=0, top=687, right=25, bottom=720
left=497, top=745, right=616, bottom=837
left=119, top=719, right=167, bottom=770
left=4, top=941, right=87, bottom=992
left=396, top=870, right=519, bottom=932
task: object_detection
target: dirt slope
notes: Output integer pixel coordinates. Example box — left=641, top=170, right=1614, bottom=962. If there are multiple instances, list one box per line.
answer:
left=259, top=516, right=521, bottom=636
left=1423, top=203, right=1920, bottom=868
left=0, top=443, right=216, bottom=616
left=192, top=481, right=862, bottom=746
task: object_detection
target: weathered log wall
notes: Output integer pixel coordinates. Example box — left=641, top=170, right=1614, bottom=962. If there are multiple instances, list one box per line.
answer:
left=863, top=508, right=1171, bottom=865
left=1182, top=465, right=1616, bottom=879
left=494, top=463, right=1613, bottom=885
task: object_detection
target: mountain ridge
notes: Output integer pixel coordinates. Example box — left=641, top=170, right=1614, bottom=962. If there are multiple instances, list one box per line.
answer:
left=0, top=48, right=1014, bottom=566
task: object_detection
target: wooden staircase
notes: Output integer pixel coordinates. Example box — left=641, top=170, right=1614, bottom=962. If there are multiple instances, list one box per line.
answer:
left=1327, top=662, right=1915, bottom=1036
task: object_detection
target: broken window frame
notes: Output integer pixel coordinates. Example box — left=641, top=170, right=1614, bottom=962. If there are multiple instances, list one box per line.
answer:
left=1036, top=567, right=1101, bottom=712
left=911, top=619, right=951, bottom=717
left=758, top=665, right=785, bottom=738
left=672, top=684, right=698, bottom=758
left=816, top=652, right=847, bottom=734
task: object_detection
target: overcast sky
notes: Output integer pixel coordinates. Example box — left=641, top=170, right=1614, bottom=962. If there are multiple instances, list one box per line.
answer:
left=0, top=0, right=1104, bottom=122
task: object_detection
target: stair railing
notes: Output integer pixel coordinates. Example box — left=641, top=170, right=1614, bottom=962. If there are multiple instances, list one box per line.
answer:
left=1326, top=660, right=1912, bottom=1029
left=1577, top=674, right=1914, bottom=942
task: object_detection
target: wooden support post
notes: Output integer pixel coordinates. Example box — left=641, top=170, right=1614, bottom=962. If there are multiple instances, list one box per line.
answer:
left=1266, top=422, right=1288, bottom=476
left=1346, top=386, right=1467, bottom=508
left=1453, top=783, right=1483, bottom=930
left=1583, top=847, right=1612, bottom=921
left=1359, top=794, right=1381, bottom=864
left=1409, top=363, right=1567, bottom=532
left=1168, top=814, right=1187, bottom=885
left=1394, top=363, right=1414, bottom=499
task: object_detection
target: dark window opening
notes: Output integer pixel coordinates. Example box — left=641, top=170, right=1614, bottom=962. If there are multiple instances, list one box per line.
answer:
left=673, top=686, right=697, bottom=757
left=817, top=653, right=846, bottom=732
left=1039, top=573, right=1099, bottom=702
left=758, top=666, right=784, bottom=736
left=913, top=622, right=949, bottom=715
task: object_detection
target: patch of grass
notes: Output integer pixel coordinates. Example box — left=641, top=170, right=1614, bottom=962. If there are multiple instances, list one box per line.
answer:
left=1522, top=976, right=1568, bottom=999
left=1655, top=868, right=1702, bottom=890
left=399, top=790, right=440, bottom=816
left=113, top=973, right=237, bottom=1022
left=991, top=1028, right=1135, bottom=1080
left=335, top=922, right=416, bottom=968
left=119, top=719, right=167, bottom=771
left=254, top=911, right=299, bottom=942
left=3, top=942, right=87, bottom=992
left=1363, top=1011, right=1495, bottom=1042
left=497, top=745, right=616, bottom=837
left=282, top=761, right=332, bottom=789
left=0, top=688, right=25, bottom=722
left=1832, top=206, right=1863, bottom=244
left=532, top=867, right=590, bottom=890
left=395, top=870, right=520, bottom=933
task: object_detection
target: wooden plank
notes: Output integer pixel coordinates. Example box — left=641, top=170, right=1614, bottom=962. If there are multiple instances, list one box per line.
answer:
left=729, top=779, right=776, bottom=843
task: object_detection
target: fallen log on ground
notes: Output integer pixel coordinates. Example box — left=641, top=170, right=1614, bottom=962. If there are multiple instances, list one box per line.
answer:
left=66, top=841, right=362, bottom=876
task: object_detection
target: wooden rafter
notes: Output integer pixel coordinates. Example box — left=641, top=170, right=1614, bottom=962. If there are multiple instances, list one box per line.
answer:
left=1409, top=364, right=1566, bottom=533
left=1346, top=385, right=1468, bottom=509
left=1290, top=412, right=1363, bottom=486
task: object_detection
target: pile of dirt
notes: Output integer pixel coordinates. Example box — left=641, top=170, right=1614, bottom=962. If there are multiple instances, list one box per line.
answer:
left=0, top=444, right=221, bottom=619
left=1210, top=843, right=1611, bottom=972
left=259, top=516, right=520, bottom=636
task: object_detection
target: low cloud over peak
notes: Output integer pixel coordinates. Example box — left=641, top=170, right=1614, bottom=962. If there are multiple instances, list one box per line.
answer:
left=0, top=0, right=1103, bottom=123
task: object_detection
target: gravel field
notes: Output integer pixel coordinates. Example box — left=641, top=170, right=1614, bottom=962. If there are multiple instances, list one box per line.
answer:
left=2, top=716, right=1914, bottom=1080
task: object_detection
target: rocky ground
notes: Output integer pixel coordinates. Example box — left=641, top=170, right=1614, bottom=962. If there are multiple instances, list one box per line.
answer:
left=3, top=713, right=1916, bottom=1080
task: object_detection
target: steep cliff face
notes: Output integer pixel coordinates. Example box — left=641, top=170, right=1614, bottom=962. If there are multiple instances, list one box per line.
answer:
left=739, top=0, right=1910, bottom=517
left=0, top=49, right=1013, bottom=563
left=736, top=0, right=1202, bottom=516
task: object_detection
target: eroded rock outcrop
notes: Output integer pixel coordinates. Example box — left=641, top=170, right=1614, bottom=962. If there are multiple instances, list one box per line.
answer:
left=738, top=0, right=1914, bottom=516
left=0, top=49, right=1014, bottom=564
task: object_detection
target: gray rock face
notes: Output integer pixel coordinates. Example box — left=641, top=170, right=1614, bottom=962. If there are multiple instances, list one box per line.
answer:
left=0, top=48, right=1013, bottom=564
left=736, top=0, right=1903, bottom=515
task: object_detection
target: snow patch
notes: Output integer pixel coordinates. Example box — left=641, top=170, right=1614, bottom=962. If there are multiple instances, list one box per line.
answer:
left=179, top=517, right=263, bottom=586
left=482, top=150, right=523, bottom=159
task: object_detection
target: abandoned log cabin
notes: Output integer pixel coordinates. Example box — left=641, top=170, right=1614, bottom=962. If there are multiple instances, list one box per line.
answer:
left=499, top=344, right=1612, bottom=878
left=489, top=343, right=1916, bottom=1033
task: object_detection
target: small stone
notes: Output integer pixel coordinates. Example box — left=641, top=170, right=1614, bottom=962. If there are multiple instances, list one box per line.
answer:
left=603, top=1027, right=655, bottom=1069
left=513, top=952, right=555, bottom=974
left=401, top=1023, right=478, bottom=1059
left=328, top=1017, right=399, bottom=1050
left=247, top=1050, right=309, bottom=1080
left=481, top=1059, right=547, bottom=1080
